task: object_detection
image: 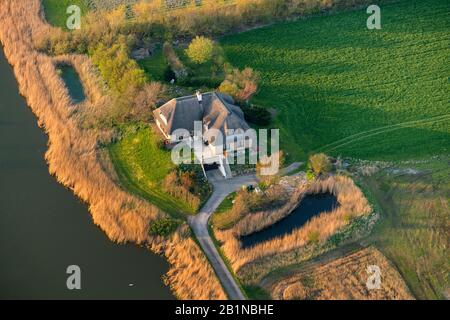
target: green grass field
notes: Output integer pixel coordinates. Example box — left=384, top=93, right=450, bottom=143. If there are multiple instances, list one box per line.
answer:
left=361, top=158, right=449, bottom=299
left=108, top=125, right=196, bottom=218
left=42, top=0, right=89, bottom=29
left=211, top=192, right=239, bottom=229
left=221, top=0, right=450, bottom=162
left=138, top=49, right=167, bottom=82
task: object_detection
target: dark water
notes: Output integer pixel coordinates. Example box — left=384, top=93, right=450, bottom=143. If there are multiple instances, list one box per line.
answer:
left=58, top=65, right=85, bottom=103
left=0, top=46, right=173, bottom=299
left=240, top=193, right=338, bottom=249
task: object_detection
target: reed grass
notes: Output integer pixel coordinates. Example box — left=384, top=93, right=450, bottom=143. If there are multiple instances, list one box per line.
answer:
left=0, top=0, right=225, bottom=299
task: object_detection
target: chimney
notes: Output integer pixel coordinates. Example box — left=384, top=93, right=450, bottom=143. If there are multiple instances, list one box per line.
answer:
left=196, top=90, right=204, bottom=115
left=196, top=90, right=203, bottom=105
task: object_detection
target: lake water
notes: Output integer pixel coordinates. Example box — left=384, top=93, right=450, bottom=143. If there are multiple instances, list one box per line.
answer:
left=240, top=193, right=339, bottom=249
left=58, top=65, right=85, bottom=103
left=0, top=46, right=174, bottom=299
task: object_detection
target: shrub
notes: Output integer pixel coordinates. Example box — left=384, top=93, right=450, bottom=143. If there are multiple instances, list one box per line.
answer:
left=247, top=184, right=288, bottom=212
left=219, top=67, right=260, bottom=102
left=186, top=36, right=214, bottom=64
left=90, top=41, right=146, bottom=97
left=308, top=153, right=332, bottom=176
left=178, top=164, right=212, bottom=205
left=241, top=104, right=271, bottom=125
left=131, top=82, right=167, bottom=121
left=306, top=169, right=316, bottom=181
left=149, top=218, right=180, bottom=237
left=131, top=0, right=360, bottom=38
left=163, top=41, right=187, bottom=78
left=163, top=65, right=176, bottom=82
left=162, top=170, right=202, bottom=211
left=256, top=151, right=285, bottom=185
left=307, top=230, right=320, bottom=244
left=218, top=81, right=239, bottom=98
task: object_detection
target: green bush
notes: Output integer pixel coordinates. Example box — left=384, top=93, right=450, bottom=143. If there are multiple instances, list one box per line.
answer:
left=90, top=41, right=146, bottom=96
left=186, top=36, right=214, bottom=64
left=306, top=169, right=316, bottom=181
left=163, top=65, right=176, bottom=82
left=218, top=67, right=260, bottom=102
left=178, top=164, right=212, bottom=205
left=307, top=230, right=320, bottom=244
left=241, top=104, right=271, bottom=126
left=308, top=153, right=332, bottom=176
left=149, top=218, right=180, bottom=237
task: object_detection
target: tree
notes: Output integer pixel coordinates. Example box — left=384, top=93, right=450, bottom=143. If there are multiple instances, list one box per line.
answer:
left=131, top=82, right=167, bottom=121
left=218, top=67, right=260, bottom=103
left=186, top=36, right=214, bottom=64
left=90, top=41, right=146, bottom=97
left=217, top=81, right=239, bottom=98
left=308, top=153, right=332, bottom=176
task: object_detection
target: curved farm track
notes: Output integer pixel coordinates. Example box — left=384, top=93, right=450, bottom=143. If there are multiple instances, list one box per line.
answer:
left=316, top=114, right=450, bottom=154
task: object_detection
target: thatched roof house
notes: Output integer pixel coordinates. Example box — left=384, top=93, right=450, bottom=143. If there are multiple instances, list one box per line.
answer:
left=153, top=92, right=249, bottom=141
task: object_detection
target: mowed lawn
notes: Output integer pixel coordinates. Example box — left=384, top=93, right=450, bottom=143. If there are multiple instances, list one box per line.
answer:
left=221, top=0, right=450, bottom=161
left=109, top=125, right=196, bottom=218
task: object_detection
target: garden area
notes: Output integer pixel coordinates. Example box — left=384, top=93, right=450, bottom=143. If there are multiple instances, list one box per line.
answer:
left=109, top=124, right=211, bottom=218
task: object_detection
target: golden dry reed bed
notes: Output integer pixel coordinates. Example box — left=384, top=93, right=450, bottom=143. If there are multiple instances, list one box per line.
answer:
left=266, top=247, right=414, bottom=300
left=216, top=175, right=372, bottom=272
left=0, top=0, right=225, bottom=299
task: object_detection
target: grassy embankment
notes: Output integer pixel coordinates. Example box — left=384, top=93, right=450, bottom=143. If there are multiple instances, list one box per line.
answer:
left=361, top=159, right=449, bottom=300
left=108, top=125, right=198, bottom=218
left=211, top=192, right=238, bottom=229
left=221, top=0, right=450, bottom=162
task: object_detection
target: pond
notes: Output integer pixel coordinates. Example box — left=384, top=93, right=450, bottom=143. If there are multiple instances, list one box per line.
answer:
left=58, top=65, right=85, bottom=104
left=0, top=46, right=173, bottom=299
left=240, top=193, right=339, bottom=249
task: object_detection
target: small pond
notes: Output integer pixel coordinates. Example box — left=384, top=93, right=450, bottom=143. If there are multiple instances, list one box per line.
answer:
left=58, top=65, right=85, bottom=103
left=240, top=193, right=339, bottom=249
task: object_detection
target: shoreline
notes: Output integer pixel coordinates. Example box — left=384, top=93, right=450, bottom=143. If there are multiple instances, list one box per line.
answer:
left=0, top=0, right=225, bottom=300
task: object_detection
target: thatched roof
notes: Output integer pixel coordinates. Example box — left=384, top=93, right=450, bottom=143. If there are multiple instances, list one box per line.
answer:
left=153, top=92, right=249, bottom=141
